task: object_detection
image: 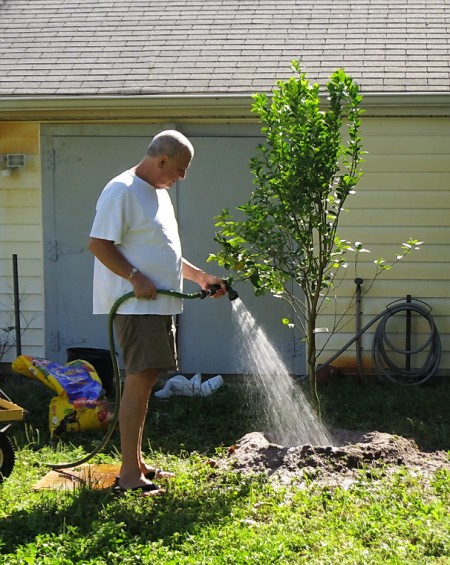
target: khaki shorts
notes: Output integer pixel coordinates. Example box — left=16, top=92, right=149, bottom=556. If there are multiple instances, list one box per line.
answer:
left=114, top=314, right=177, bottom=374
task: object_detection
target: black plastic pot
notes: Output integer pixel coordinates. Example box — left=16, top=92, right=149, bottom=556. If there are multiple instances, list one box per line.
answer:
left=66, top=347, right=114, bottom=396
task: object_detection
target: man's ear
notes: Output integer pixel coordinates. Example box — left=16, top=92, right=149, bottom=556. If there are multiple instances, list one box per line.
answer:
left=158, top=155, right=169, bottom=168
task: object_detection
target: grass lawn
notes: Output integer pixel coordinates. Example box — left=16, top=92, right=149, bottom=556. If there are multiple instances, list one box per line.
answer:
left=0, top=372, right=449, bottom=564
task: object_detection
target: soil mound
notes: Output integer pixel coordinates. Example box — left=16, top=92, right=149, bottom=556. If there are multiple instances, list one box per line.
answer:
left=226, top=431, right=450, bottom=488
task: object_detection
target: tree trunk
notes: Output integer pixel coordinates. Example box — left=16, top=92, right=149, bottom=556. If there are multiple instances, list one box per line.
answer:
left=306, top=314, right=317, bottom=397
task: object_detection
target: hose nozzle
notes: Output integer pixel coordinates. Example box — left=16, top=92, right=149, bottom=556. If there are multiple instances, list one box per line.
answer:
left=224, top=280, right=239, bottom=301
left=207, top=279, right=239, bottom=301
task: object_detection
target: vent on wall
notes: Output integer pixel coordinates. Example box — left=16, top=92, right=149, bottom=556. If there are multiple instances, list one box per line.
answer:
left=1, top=154, right=25, bottom=176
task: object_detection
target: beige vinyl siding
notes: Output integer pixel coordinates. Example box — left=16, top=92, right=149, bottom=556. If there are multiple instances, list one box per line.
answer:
left=315, top=117, right=450, bottom=375
left=0, top=123, right=44, bottom=361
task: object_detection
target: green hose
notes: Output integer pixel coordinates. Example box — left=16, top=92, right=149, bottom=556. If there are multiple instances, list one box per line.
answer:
left=47, top=288, right=207, bottom=470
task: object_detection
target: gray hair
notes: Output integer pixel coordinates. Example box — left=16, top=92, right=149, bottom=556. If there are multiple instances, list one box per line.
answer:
left=147, top=130, right=194, bottom=159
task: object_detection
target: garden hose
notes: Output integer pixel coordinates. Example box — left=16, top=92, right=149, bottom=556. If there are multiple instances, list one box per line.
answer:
left=46, top=286, right=223, bottom=471
left=317, top=297, right=441, bottom=386
left=371, top=299, right=441, bottom=385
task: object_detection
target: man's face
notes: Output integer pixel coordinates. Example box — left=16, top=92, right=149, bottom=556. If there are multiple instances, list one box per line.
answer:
left=155, top=150, right=192, bottom=189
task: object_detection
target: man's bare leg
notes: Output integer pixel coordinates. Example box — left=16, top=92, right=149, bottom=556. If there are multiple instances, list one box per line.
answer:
left=118, top=368, right=158, bottom=490
left=136, top=386, right=176, bottom=480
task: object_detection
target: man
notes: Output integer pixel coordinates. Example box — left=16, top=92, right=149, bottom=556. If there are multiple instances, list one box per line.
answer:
left=88, top=130, right=225, bottom=495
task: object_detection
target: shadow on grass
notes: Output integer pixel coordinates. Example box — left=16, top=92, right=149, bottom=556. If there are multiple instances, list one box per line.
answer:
left=0, top=459, right=258, bottom=557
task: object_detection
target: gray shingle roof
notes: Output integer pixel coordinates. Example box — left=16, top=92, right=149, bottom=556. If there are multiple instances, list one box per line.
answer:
left=0, top=0, right=449, bottom=96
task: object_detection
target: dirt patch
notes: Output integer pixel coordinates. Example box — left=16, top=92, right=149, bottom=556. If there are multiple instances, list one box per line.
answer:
left=225, top=431, right=450, bottom=488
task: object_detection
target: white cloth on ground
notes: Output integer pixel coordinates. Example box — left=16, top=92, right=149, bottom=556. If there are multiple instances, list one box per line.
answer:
left=154, top=373, right=223, bottom=398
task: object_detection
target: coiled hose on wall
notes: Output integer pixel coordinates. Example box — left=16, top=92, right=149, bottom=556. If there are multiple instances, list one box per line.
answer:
left=371, top=298, right=441, bottom=385
left=318, top=297, right=441, bottom=386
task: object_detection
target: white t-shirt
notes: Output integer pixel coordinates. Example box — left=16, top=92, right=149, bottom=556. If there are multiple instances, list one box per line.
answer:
left=90, top=170, right=183, bottom=315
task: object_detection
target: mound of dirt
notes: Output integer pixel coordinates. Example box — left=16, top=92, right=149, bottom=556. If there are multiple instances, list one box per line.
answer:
left=226, top=431, right=450, bottom=488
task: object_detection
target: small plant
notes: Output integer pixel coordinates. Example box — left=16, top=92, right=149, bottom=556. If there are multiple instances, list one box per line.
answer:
left=0, top=325, right=15, bottom=360
left=0, top=289, right=39, bottom=362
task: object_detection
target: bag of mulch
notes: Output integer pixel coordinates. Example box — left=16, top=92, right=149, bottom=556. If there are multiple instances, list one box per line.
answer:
left=12, top=355, right=112, bottom=436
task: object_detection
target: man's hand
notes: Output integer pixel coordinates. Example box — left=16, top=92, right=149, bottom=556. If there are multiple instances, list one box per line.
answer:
left=129, top=271, right=158, bottom=300
left=201, top=274, right=227, bottom=298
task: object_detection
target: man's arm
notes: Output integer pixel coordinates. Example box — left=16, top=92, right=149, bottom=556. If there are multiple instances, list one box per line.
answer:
left=88, top=237, right=158, bottom=299
left=182, top=258, right=225, bottom=296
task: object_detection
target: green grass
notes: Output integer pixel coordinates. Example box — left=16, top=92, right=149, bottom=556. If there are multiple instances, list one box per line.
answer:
left=0, top=374, right=449, bottom=564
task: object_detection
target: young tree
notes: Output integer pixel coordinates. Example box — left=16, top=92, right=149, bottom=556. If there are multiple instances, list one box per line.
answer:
left=209, top=62, right=367, bottom=391
left=210, top=62, right=422, bottom=400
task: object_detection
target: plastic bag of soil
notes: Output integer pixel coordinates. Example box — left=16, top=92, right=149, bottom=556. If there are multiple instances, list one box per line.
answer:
left=12, top=355, right=112, bottom=436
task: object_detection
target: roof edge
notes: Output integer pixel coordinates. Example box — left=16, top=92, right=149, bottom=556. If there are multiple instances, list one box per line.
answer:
left=0, top=94, right=254, bottom=122
left=360, top=92, right=450, bottom=116
left=0, top=92, right=449, bottom=121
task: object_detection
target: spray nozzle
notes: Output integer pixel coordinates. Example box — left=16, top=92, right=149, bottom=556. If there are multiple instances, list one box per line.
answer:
left=206, top=279, right=239, bottom=301
left=224, top=280, right=239, bottom=301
